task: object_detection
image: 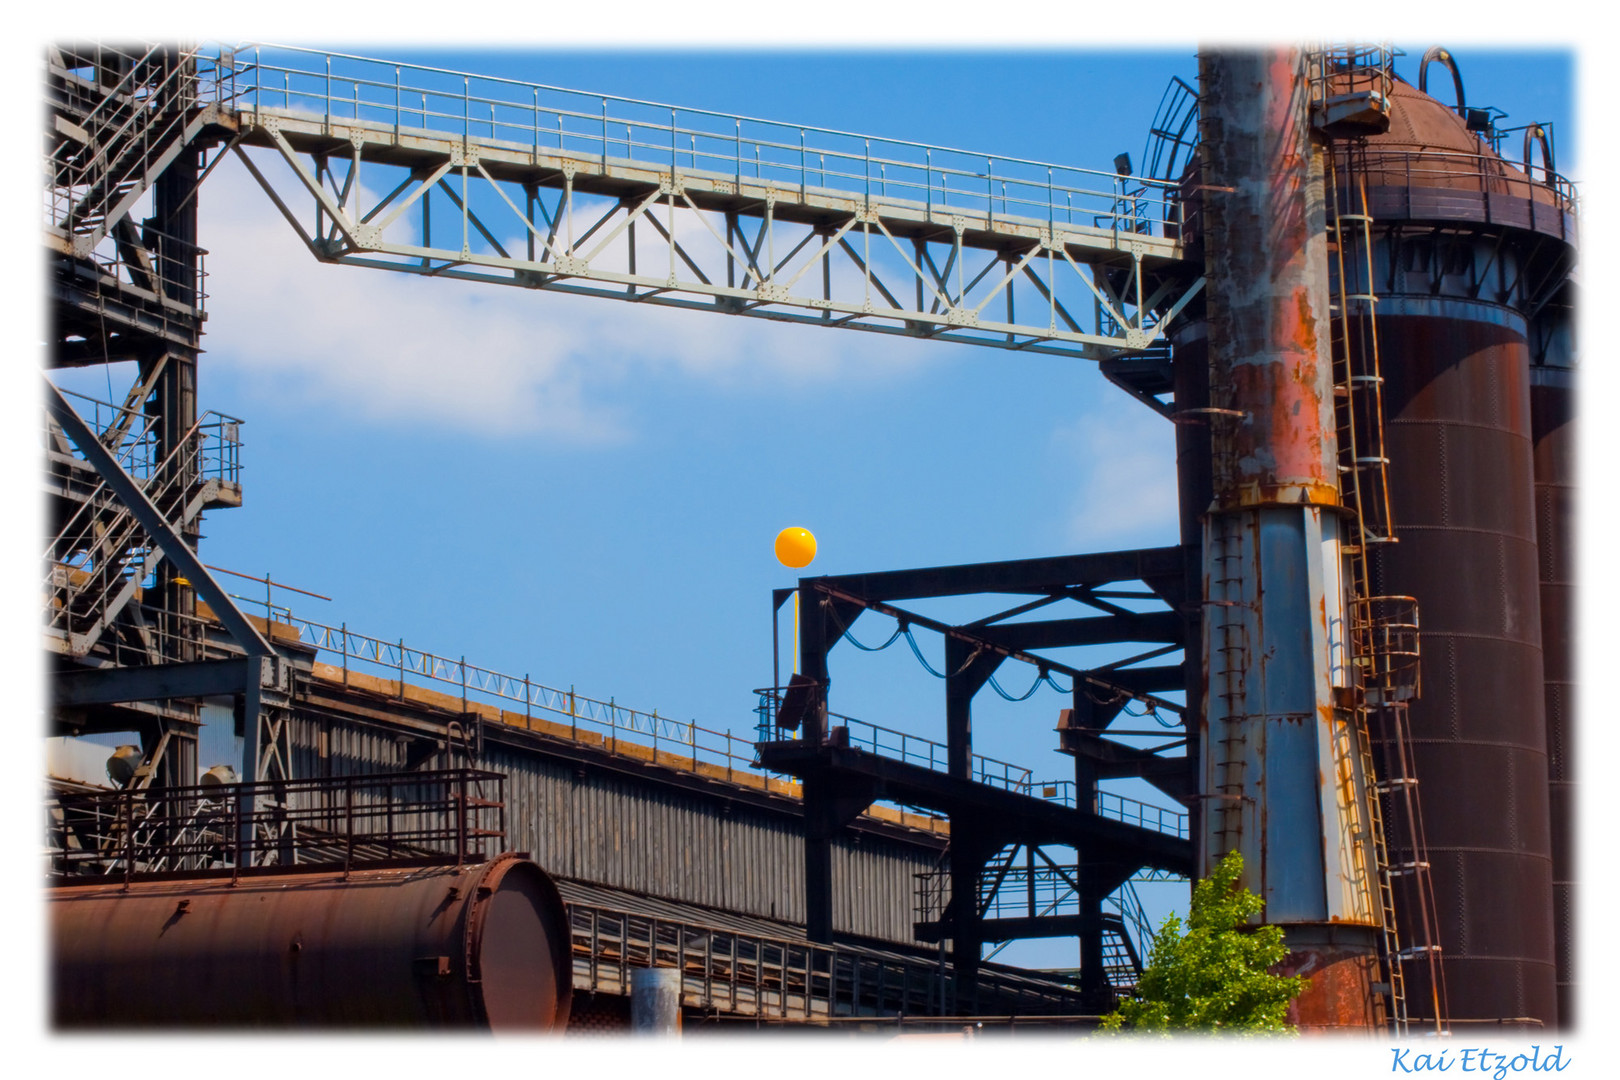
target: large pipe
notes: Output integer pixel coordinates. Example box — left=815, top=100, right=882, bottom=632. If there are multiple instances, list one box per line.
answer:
left=50, top=853, right=573, bottom=1030
left=1197, top=48, right=1381, bottom=1030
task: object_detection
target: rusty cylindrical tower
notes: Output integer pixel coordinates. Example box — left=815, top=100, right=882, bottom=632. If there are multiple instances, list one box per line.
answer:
left=1194, top=48, right=1384, bottom=1031
left=1531, top=273, right=1576, bottom=1026
left=51, top=853, right=574, bottom=1030
left=1339, top=58, right=1576, bottom=1029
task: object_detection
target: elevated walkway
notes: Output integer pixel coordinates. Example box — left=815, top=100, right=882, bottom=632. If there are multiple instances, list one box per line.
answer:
left=560, top=878, right=1087, bottom=1023
left=207, top=43, right=1203, bottom=362
left=757, top=739, right=1188, bottom=874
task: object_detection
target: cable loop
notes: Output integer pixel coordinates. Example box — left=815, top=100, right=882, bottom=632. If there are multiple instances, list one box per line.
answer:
left=987, top=668, right=1044, bottom=701
left=1041, top=670, right=1074, bottom=694
left=901, top=626, right=985, bottom=679
left=841, top=624, right=903, bottom=652
left=823, top=594, right=904, bottom=652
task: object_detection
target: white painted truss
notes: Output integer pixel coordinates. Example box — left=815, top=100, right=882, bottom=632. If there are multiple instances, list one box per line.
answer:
left=214, top=45, right=1203, bottom=362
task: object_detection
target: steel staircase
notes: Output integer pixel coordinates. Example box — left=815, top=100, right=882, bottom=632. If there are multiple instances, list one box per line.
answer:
left=44, top=393, right=240, bottom=660
left=1099, top=914, right=1143, bottom=991
left=967, top=844, right=1150, bottom=998
left=45, top=43, right=216, bottom=258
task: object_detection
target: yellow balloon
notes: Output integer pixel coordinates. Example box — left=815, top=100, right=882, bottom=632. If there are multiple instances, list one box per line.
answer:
left=774, top=526, right=818, bottom=569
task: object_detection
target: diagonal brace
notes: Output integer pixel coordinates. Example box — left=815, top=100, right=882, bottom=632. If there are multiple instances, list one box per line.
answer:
left=46, top=380, right=274, bottom=658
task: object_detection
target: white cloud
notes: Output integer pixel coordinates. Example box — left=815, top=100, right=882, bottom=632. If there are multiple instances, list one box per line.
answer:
left=1051, top=403, right=1180, bottom=547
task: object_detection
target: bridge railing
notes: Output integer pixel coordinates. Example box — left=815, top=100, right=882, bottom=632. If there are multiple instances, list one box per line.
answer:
left=211, top=43, right=1182, bottom=240
left=286, top=614, right=768, bottom=782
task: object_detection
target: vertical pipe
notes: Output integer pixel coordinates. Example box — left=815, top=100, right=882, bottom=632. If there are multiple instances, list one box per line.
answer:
left=1197, top=48, right=1380, bottom=1030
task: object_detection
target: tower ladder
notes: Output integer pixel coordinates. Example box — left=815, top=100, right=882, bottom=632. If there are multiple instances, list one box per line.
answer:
left=1317, top=54, right=1449, bottom=1032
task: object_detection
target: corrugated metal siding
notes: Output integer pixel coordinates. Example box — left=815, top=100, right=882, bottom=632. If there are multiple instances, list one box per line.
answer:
left=834, top=837, right=939, bottom=944
left=289, top=713, right=937, bottom=945
left=292, top=714, right=406, bottom=779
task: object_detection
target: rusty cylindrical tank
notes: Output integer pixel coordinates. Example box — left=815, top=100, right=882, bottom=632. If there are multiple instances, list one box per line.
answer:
left=1530, top=278, right=1576, bottom=1026
left=1347, top=65, right=1575, bottom=1028
left=50, top=853, right=573, bottom=1030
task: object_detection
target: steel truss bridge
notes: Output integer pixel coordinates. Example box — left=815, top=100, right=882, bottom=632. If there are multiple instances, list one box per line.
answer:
left=220, top=45, right=1201, bottom=363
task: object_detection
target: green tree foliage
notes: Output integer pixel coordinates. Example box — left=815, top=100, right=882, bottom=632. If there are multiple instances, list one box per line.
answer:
left=1098, top=850, right=1307, bottom=1035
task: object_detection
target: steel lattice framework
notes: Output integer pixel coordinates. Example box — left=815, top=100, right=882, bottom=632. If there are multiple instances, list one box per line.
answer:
left=214, top=45, right=1202, bottom=362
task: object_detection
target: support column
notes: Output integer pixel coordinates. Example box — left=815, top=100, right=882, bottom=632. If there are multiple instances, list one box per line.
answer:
left=149, top=75, right=203, bottom=666
left=1171, top=320, right=1212, bottom=858
left=947, top=828, right=988, bottom=1007
left=1067, top=692, right=1115, bottom=1011
left=1197, top=48, right=1380, bottom=1029
left=797, top=583, right=834, bottom=943
left=944, top=637, right=977, bottom=781
left=1077, top=869, right=1110, bottom=1010
left=1068, top=689, right=1102, bottom=809
left=148, top=47, right=207, bottom=792
left=802, top=771, right=836, bottom=945
left=942, top=645, right=1002, bottom=1003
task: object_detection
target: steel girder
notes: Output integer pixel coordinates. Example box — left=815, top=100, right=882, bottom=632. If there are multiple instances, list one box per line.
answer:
left=214, top=45, right=1203, bottom=362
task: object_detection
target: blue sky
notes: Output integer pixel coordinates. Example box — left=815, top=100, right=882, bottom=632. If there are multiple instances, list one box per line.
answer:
left=36, top=40, right=1579, bottom=977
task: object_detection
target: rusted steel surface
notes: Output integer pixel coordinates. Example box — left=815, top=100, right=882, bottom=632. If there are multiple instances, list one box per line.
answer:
left=50, top=853, right=572, bottom=1030
left=1351, top=78, right=1575, bottom=243
left=1179, top=52, right=1575, bottom=1032
left=1201, top=507, right=1370, bottom=925
left=1278, top=927, right=1385, bottom=1032
left=1371, top=313, right=1557, bottom=1026
left=1531, top=365, right=1575, bottom=1025
left=1323, top=63, right=1573, bottom=1028
left=1199, top=49, right=1338, bottom=509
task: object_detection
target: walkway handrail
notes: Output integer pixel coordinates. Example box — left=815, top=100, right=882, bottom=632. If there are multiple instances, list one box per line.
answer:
left=207, top=43, right=1181, bottom=240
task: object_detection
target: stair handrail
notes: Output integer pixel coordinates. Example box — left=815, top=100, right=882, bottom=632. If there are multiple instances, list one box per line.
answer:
left=47, top=44, right=206, bottom=237
left=45, top=404, right=220, bottom=632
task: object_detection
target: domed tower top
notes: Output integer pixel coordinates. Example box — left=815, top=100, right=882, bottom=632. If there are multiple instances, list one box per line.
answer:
left=1332, top=58, right=1576, bottom=246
